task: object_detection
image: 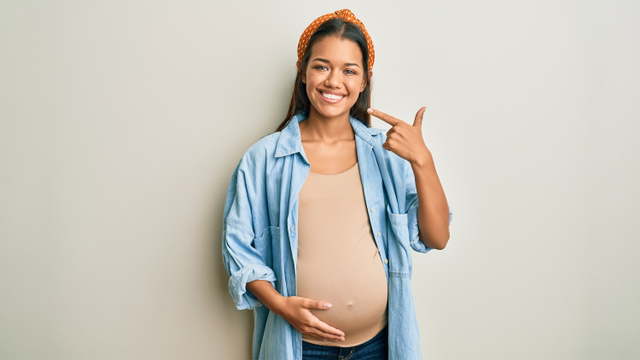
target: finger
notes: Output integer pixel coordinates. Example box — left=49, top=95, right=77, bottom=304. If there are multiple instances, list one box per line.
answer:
left=312, top=320, right=345, bottom=339
left=367, top=108, right=402, bottom=126
left=302, top=332, right=328, bottom=342
left=300, top=316, right=345, bottom=341
left=305, top=299, right=332, bottom=310
left=413, top=107, right=426, bottom=128
left=301, top=299, right=345, bottom=338
left=306, top=327, right=344, bottom=342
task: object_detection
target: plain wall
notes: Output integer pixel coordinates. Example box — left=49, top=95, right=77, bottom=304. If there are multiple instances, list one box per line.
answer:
left=1, top=1, right=638, bottom=359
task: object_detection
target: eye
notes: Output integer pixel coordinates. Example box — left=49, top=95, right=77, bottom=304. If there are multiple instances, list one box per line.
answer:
left=314, top=65, right=328, bottom=71
left=344, top=69, right=356, bottom=75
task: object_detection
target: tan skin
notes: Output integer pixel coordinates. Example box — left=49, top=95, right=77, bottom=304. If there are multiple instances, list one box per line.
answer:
left=247, top=35, right=450, bottom=343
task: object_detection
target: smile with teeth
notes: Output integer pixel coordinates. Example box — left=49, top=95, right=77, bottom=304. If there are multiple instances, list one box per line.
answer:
left=321, top=92, right=345, bottom=100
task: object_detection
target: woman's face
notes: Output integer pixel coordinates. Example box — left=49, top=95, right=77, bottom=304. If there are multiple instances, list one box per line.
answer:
left=301, top=35, right=367, bottom=121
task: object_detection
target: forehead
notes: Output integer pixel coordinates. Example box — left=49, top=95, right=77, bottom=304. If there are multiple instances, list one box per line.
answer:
left=308, top=36, right=363, bottom=65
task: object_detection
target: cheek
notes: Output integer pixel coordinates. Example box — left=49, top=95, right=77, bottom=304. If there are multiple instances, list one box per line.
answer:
left=306, top=82, right=319, bottom=98
left=350, top=77, right=366, bottom=94
left=304, top=73, right=320, bottom=89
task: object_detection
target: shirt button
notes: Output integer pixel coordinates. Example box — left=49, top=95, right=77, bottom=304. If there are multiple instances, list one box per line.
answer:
left=384, top=259, right=389, bottom=264
left=377, top=232, right=381, bottom=237
left=370, top=207, right=375, bottom=213
left=292, top=225, right=295, bottom=232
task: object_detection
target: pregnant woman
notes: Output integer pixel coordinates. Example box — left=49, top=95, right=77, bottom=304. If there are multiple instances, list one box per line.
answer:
left=222, top=9, right=452, bottom=360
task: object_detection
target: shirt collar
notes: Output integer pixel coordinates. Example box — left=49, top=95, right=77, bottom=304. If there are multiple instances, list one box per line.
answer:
left=274, top=113, right=384, bottom=158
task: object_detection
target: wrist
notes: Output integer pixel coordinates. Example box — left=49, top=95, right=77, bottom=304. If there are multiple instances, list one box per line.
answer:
left=264, top=293, right=287, bottom=315
left=247, top=280, right=286, bottom=314
left=410, top=150, right=434, bottom=169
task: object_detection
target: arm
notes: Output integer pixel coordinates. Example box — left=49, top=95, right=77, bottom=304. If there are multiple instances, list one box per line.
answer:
left=411, top=152, right=450, bottom=249
left=368, top=107, right=450, bottom=249
left=222, top=161, right=278, bottom=310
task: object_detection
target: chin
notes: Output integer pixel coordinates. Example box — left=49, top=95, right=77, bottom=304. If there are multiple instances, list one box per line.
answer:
left=311, top=101, right=356, bottom=120
left=317, top=108, right=348, bottom=119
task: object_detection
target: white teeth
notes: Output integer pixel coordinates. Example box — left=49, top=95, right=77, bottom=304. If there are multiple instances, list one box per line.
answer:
left=322, top=92, right=344, bottom=100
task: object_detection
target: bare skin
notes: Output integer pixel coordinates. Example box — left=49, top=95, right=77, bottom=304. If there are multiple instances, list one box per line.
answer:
left=247, top=35, right=450, bottom=343
left=368, top=107, right=451, bottom=248
left=299, top=116, right=357, bottom=174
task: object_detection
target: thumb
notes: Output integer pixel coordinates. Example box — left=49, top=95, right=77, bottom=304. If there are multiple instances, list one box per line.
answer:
left=413, top=107, right=426, bottom=128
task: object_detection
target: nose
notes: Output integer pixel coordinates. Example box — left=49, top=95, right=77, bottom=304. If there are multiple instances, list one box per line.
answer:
left=324, top=69, right=341, bottom=88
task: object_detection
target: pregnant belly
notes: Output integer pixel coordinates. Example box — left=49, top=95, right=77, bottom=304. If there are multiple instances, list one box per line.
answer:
left=296, top=250, right=388, bottom=346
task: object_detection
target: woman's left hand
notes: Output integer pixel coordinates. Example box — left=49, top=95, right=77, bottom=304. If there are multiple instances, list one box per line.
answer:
left=368, top=106, right=450, bottom=249
left=367, top=107, right=432, bottom=166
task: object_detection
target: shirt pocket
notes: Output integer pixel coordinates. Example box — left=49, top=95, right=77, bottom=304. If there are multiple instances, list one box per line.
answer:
left=253, top=225, right=279, bottom=266
left=386, top=205, right=412, bottom=277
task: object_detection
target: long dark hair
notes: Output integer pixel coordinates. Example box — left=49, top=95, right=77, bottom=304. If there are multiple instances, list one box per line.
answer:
left=275, top=18, right=372, bottom=132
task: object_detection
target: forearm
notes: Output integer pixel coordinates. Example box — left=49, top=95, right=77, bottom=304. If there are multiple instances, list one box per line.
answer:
left=411, top=152, right=450, bottom=249
left=246, top=280, right=285, bottom=314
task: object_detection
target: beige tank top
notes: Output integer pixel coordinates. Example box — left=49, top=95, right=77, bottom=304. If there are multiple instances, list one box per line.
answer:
left=297, top=162, right=388, bottom=347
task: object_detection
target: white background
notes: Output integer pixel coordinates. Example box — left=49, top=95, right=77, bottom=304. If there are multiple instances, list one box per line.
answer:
left=1, top=1, right=638, bottom=359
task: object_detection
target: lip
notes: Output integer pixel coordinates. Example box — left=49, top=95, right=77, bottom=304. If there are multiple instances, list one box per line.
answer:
left=318, top=90, right=346, bottom=103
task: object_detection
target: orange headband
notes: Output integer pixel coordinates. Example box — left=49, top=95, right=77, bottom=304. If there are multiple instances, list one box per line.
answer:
left=297, top=9, right=375, bottom=70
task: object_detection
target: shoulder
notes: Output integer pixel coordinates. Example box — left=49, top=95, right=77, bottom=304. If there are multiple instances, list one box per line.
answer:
left=238, top=132, right=281, bottom=167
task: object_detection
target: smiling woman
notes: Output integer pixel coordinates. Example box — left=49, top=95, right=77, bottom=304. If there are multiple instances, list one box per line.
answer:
left=276, top=13, right=373, bottom=132
left=222, top=9, right=452, bottom=360
left=300, top=37, right=367, bottom=124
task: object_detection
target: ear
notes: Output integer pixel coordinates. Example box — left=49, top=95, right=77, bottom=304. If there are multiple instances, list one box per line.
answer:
left=297, top=60, right=306, bottom=84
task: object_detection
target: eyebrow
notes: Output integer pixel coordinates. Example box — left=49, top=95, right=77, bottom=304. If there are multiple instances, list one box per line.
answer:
left=311, top=58, right=361, bottom=68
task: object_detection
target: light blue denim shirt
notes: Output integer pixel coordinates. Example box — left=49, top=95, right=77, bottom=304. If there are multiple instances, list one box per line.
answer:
left=222, top=113, right=452, bottom=360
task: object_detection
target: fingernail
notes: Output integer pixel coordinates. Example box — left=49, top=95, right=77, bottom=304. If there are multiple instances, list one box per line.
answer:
left=324, top=303, right=332, bottom=309
left=367, top=108, right=373, bottom=114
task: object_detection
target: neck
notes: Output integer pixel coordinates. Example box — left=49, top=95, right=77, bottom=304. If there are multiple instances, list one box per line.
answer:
left=302, top=108, right=354, bottom=142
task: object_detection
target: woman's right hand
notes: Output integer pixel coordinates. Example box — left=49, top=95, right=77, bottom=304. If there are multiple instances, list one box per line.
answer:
left=273, top=296, right=345, bottom=342
left=246, top=280, right=344, bottom=342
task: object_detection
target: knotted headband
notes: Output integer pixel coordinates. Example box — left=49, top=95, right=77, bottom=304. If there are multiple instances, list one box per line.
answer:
left=297, top=9, right=375, bottom=70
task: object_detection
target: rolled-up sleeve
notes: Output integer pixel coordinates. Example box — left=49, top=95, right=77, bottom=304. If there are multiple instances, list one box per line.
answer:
left=222, top=161, right=276, bottom=310
left=406, top=183, right=430, bottom=253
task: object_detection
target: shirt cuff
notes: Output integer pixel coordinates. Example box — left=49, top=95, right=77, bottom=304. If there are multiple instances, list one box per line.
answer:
left=228, top=264, right=277, bottom=310
left=407, top=205, right=453, bottom=253
left=409, top=224, right=432, bottom=253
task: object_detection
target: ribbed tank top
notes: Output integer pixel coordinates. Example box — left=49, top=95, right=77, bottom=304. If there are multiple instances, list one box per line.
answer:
left=297, top=162, right=388, bottom=347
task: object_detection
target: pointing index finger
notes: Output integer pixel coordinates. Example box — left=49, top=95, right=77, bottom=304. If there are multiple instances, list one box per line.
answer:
left=367, top=108, right=401, bottom=126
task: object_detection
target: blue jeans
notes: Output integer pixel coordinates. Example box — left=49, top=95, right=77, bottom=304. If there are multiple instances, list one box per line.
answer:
left=302, top=327, right=388, bottom=360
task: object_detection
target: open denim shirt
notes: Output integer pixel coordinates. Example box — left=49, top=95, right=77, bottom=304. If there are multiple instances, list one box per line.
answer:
left=222, top=113, right=452, bottom=360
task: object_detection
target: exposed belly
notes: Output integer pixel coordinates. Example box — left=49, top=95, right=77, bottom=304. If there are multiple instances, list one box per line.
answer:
left=296, top=246, right=388, bottom=347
